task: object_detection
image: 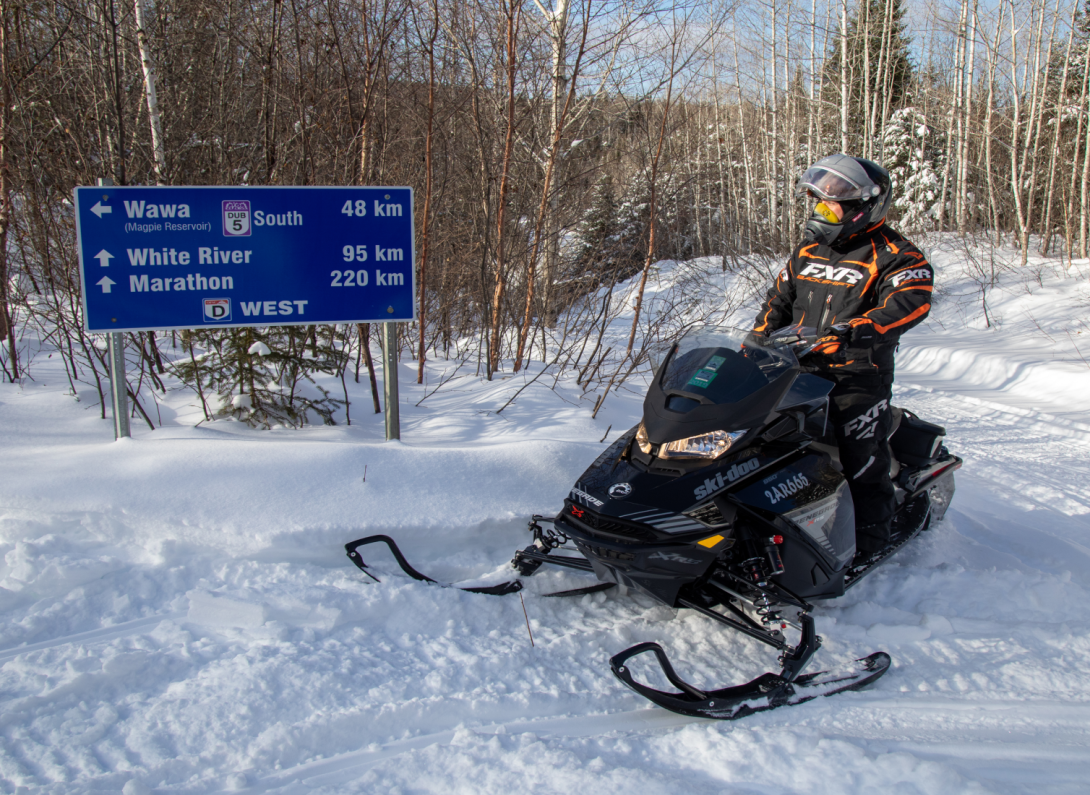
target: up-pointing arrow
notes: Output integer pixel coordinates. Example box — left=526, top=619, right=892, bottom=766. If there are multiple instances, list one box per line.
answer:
left=94, top=249, right=114, bottom=267
left=97, top=276, right=116, bottom=294
left=90, top=201, right=112, bottom=218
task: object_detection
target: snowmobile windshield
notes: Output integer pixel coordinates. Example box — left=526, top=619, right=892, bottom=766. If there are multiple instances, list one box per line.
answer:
left=659, top=328, right=798, bottom=406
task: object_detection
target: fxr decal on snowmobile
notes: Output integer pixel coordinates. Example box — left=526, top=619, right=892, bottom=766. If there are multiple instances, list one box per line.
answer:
left=693, top=457, right=761, bottom=499
left=798, top=263, right=865, bottom=284
left=843, top=398, right=889, bottom=440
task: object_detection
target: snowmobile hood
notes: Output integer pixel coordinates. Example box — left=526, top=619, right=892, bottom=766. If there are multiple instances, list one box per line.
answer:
left=643, top=329, right=799, bottom=446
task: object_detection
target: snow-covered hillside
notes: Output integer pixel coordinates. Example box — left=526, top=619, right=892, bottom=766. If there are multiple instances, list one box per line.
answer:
left=1, top=240, right=1089, bottom=794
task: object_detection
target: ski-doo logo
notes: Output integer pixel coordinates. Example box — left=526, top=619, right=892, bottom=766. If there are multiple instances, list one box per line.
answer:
left=648, top=551, right=700, bottom=565
left=570, top=487, right=604, bottom=507
left=693, top=458, right=760, bottom=500
left=891, top=266, right=933, bottom=287
left=844, top=399, right=889, bottom=440
left=608, top=482, right=633, bottom=499
left=799, top=263, right=864, bottom=284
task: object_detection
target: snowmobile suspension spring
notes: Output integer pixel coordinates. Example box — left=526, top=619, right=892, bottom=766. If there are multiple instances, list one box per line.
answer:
left=754, top=593, right=783, bottom=628
left=739, top=557, right=785, bottom=630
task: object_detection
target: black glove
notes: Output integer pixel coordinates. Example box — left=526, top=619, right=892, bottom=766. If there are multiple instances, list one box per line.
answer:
left=830, top=321, right=877, bottom=349
left=848, top=323, right=877, bottom=348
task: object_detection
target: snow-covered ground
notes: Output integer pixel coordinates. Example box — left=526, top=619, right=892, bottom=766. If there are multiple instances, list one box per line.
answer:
left=1, top=239, right=1089, bottom=794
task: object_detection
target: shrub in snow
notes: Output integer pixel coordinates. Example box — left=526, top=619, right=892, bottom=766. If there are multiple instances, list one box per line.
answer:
left=171, top=327, right=345, bottom=428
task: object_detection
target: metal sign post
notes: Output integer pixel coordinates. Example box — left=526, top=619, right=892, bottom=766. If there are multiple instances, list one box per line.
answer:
left=97, top=177, right=130, bottom=440
left=107, top=331, right=131, bottom=439
left=382, top=322, right=400, bottom=440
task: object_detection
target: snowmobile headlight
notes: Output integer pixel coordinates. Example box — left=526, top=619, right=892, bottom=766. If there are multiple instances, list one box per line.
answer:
left=659, top=430, right=747, bottom=460
left=636, top=422, right=653, bottom=454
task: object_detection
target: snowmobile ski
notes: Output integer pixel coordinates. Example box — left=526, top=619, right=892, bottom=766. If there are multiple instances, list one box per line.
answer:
left=610, top=643, right=891, bottom=720
left=543, top=582, right=616, bottom=598
left=345, top=534, right=609, bottom=598
left=345, top=535, right=523, bottom=596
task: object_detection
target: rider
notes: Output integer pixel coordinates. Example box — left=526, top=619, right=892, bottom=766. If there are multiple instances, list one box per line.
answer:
left=750, top=154, right=934, bottom=554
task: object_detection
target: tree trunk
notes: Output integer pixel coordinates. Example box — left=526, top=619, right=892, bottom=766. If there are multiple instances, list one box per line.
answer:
left=358, top=323, right=381, bottom=413
left=487, top=0, right=522, bottom=376
left=134, top=0, right=167, bottom=182
left=1039, top=0, right=1077, bottom=254
left=0, top=0, right=16, bottom=377
left=417, top=0, right=438, bottom=384
left=839, top=0, right=849, bottom=152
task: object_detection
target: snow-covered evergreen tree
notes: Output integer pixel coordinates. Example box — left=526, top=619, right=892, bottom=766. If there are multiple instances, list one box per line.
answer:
left=171, top=326, right=345, bottom=428
left=570, top=175, right=647, bottom=287
left=882, top=107, right=945, bottom=233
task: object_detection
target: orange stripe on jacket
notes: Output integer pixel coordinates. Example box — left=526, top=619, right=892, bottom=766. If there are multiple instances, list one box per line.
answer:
left=799, top=243, right=828, bottom=261
left=867, top=302, right=931, bottom=334
left=861, top=285, right=933, bottom=321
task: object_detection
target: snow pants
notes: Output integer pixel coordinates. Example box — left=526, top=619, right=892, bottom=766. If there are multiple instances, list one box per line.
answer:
left=828, top=375, right=896, bottom=553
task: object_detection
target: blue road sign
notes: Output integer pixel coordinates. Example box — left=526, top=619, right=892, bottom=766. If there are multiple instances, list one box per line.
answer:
left=74, top=186, right=415, bottom=333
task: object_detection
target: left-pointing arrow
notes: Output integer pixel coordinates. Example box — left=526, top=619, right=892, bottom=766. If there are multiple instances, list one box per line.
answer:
left=90, top=202, right=112, bottom=218
left=95, top=249, right=114, bottom=267
left=97, top=276, right=116, bottom=294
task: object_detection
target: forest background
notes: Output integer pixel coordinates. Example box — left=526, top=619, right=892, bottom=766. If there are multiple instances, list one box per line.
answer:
left=0, top=0, right=1084, bottom=429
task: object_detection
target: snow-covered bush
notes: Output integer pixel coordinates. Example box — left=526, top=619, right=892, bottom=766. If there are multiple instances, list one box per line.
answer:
left=882, top=107, right=946, bottom=233
left=171, top=327, right=345, bottom=428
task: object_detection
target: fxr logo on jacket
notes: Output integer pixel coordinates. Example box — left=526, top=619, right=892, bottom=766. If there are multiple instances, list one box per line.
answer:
left=891, top=266, right=933, bottom=287
left=799, top=263, right=865, bottom=285
left=843, top=398, right=889, bottom=440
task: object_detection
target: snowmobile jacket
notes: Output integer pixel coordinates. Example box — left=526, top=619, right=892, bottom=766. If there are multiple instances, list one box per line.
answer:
left=753, top=222, right=933, bottom=377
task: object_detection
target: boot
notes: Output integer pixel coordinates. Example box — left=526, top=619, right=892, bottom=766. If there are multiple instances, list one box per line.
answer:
left=855, top=521, right=892, bottom=554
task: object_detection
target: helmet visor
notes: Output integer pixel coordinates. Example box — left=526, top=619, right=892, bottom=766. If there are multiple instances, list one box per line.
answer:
left=796, top=166, right=866, bottom=201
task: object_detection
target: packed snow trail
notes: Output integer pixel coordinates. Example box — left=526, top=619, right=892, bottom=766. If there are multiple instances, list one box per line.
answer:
left=1, top=247, right=1089, bottom=793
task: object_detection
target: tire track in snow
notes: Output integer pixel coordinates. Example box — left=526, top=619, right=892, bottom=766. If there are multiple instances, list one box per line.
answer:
left=234, top=698, right=1090, bottom=793
left=234, top=709, right=699, bottom=793
left=0, top=612, right=185, bottom=663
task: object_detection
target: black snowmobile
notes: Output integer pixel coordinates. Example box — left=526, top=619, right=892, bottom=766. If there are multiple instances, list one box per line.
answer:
left=345, top=326, right=961, bottom=720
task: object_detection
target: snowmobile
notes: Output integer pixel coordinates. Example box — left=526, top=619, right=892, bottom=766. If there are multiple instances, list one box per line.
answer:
left=345, top=325, right=961, bottom=720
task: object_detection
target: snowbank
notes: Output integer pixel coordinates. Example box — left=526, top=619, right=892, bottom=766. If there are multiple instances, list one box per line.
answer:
left=0, top=241, right=1088, bottom=793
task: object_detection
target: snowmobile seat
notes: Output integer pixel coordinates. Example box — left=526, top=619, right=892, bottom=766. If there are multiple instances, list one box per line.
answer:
left=889, top=409, right=946, bottom=466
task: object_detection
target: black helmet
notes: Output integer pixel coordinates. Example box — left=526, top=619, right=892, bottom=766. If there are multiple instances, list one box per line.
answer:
left=796, top=154, right=892, bottom=246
